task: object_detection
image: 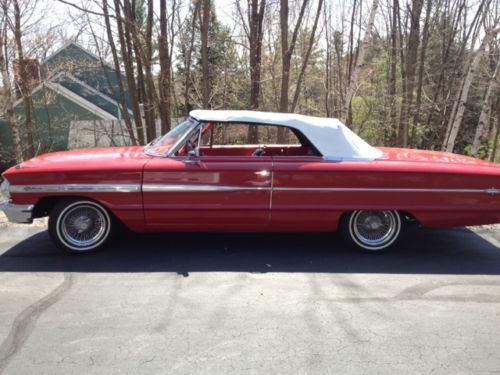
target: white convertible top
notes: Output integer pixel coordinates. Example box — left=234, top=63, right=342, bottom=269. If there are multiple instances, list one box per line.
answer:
left=190, top=110, right=383, bottom=161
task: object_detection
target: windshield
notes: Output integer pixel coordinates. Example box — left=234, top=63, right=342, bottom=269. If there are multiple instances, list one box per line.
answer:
left=144, top=118, right=198, bottom=156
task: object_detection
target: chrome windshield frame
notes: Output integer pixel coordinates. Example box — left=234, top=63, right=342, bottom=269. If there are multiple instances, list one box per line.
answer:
left=166, top=120, right=202, bottom=157
left=143, top=118, right=201, bottom=158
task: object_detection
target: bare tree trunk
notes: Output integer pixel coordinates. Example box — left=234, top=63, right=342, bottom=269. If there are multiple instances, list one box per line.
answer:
left=267, top=24, right=280, bottom=110
left=291, top=0, right=324, bottom=112
left=247, top=0, right=266, bottom=142
left=396, top=1, right=406, bottom=138
left=490, top=97, right=500, bottom=162
left=398, top=0, right=424, bottom=147
left=278, top=0, right=308, bottom=141
left=183, top=0, right=200, bottom=116
left=345, top=0, right=359, bottom=124
left=347, top=0, right=358, bottom=96
left=443, top=27, right=499, bottom=152
left=159, top=0, right=172, bottom=134
left=249, top=0, right=266, bottom=109
left=0, top=21, right=22, bottom=162
left=118, top=0, right=145, bottom=144
left=279, top=0, right=309, bottom=115
left=122, top=6, right=163, bottom=139
left=340, top=0, right=379, bottom=125
left=324, top=2, right=332, bottom=117
left=388, top=0, right=399, bottom=146
left=201, top=0, right=210, bottom=108
left=12, top=0, right=34, bottom=157
left=471, top=56, right=499, bottom=156
left=133, top=51, right=151, bottom=139
left=424, top=0, right=465, bottom=141
left=134, top=0, right=156, bottom=142
left=102, top=0, right=137, bottom=145
left=333, top=31, right=344, bottom=117
left=279, top=0, right=289, bottom=115
left=442, top=0, right=489, bottom=149
left=410, top=0, right=432, bottom=147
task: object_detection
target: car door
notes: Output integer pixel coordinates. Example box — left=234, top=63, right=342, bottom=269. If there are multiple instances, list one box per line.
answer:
left=142, top=129, right=273, bottom=230
left=270, top=155, right=344, bottom=231
left=271, top=156, right=389, bottom=232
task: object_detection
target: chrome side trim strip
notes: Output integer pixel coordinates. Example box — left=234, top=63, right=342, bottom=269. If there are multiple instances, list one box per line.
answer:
left=10, top=184, right=140, bottom=193
left=9, top=184, right=498, bottom=195
left=143, top=185, right=496, bottom=194
left=143, top=184, right=270, bottom=192
left=486, top=188, right=500, bottom=196
left=273, top=187, right=496, bottom=194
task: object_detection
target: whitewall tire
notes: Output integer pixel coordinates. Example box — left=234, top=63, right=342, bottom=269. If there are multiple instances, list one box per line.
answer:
left=340, top=210, right=402, bottom=252
left=49, top=199, right=113, bottom=253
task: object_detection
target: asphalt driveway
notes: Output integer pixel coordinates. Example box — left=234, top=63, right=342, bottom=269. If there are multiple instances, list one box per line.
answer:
left=0, top=224, right=499, bottom=374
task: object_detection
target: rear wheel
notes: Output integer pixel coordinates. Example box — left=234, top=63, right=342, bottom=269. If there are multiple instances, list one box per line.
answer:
left=340, top=210, right=402, bottom=252
left=49, top=199, right=113, bottom=253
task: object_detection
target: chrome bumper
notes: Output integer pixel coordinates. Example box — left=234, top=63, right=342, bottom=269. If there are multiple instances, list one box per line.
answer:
left=0, top=202, right=34, bottom=224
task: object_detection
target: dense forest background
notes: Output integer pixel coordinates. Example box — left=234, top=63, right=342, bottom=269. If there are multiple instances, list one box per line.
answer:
left=0, top=0, right=499, bottom=162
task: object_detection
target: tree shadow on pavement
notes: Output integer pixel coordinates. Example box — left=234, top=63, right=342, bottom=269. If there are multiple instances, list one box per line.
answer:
left=0, top=226, right=498, bottom=275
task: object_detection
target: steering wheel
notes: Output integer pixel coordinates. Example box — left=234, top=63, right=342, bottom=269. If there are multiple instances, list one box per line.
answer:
left=252, top=147, right=266, bottom=157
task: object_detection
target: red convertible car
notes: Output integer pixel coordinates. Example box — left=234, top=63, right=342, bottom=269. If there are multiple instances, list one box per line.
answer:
left=1, top=110, right=499, bottom=253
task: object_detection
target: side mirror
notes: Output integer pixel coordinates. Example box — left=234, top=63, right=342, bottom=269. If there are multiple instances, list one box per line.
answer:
left=185, top=149, right=200, bottom=164
left=188, top=149, right=199, bottom=158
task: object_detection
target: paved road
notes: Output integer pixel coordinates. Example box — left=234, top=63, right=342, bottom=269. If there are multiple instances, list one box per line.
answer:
left=0, top=225, right=499, bottom=374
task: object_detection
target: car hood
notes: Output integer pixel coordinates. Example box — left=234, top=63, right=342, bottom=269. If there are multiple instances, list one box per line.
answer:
left=378, top=147, right=499, bottom=168
left=5, top=146, right=151, bottom=175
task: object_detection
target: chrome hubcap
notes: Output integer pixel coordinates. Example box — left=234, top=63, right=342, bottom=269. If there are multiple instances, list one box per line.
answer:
left=60, top=205, right=107, bottom=249
left=74, top=216, right=92, bottom=232
left=350, top=210, right=400, bottom=249
left=363, top=215, right=383, bottom=231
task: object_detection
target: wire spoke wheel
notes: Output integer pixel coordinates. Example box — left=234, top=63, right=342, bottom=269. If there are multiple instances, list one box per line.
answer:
left=346, top=210, right=402, bottom=251
left=52, top=200, right=112, bottom=252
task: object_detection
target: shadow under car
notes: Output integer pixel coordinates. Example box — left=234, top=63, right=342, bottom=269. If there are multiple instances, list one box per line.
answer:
left=0, top=226, right=499, bottom=276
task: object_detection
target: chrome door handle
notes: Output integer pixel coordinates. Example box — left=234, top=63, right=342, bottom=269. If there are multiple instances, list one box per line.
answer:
left=254, top=170, right=271, bottom=178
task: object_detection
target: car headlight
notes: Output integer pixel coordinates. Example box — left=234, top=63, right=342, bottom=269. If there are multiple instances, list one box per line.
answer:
left=1, top=178, right=11, bottom=200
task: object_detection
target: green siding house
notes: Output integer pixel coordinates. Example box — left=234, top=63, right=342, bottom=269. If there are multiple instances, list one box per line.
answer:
left=0, top=43, right=131, bottom=166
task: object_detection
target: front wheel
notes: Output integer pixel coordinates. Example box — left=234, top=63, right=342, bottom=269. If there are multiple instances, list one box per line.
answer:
left=340, top=210, right=402, bottom=253
left=49, top=199, right=114, bottom=253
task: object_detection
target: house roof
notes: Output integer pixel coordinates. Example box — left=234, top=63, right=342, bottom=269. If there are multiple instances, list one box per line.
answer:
left=46, top=43, right=130, bottom=109
left=45, top=82, right=117, bottom=120
left=55, top=72, right=119, bottom=103
left=13, top=82, right=117, bottom=121
left=52, top=72, right=132, bottom=117
left=43, top=42, right=115, bottom=71
left=9, top=42, right=131, bottom=121
left=189, top=110, right=383, bottom=161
